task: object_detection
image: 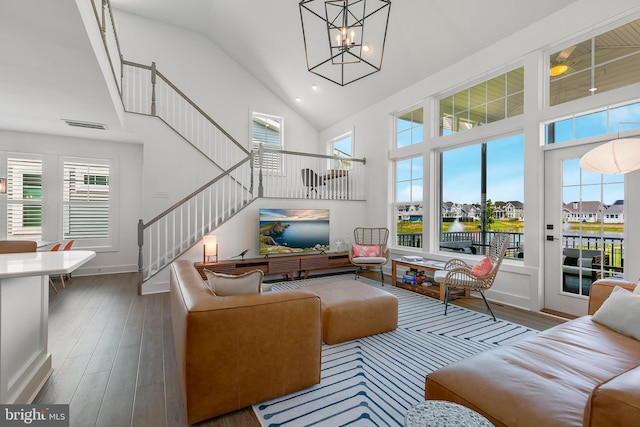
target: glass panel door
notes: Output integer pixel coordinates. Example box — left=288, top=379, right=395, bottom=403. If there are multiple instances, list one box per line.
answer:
left=544, top=144, right=624, bottom=316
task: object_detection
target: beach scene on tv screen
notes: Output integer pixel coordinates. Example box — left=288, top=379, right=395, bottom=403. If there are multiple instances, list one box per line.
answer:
left=260, top=208, right=330, bottom=254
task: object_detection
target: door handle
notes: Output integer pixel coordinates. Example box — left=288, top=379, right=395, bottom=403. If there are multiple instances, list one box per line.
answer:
left=546, top=235, right=559, bottom=241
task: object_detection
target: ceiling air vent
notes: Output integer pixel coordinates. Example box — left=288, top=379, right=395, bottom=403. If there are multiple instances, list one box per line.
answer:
left=63, top=119, right=107, bottom=130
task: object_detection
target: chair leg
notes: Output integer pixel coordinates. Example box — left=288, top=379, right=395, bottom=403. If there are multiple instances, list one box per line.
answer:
left=379, top=267, right=384, bottom=286
left=479, top=291, right=496, bottom=321
left=444, top=286, right=450, bottom=316
left=59, top=274, right=66, bottom=288
left=49, top=278, right=58, bottom=294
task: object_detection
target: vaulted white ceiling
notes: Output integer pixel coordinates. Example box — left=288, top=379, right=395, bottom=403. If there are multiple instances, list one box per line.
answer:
left=1, top=0, right=581, bottom=136
left=109, top=0, right=580, bottom=130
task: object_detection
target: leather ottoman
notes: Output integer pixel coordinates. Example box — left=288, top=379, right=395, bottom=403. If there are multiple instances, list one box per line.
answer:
left=305, top=280, right=398, bottom=344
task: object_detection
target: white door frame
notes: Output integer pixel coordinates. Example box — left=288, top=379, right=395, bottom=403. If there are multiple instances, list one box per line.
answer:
left=543, top=142, right=625, bottom=316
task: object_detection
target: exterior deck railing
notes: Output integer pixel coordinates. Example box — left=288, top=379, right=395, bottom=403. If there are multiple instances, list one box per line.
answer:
left=398, top=231, right=624, bottom=274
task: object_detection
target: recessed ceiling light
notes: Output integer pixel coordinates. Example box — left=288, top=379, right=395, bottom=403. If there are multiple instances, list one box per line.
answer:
left=311, top=84, right=318, bottom=92
left=295, top=97, right=302, bottom=102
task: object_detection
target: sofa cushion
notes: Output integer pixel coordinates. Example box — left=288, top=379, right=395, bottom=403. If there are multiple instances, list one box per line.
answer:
left=203, top=268, right=263, bottom=296
left=471, top=256, right=492, bottom=277
left=592, top=285, right=640, bottom=340
left=351, top=244, right=381, bottom=257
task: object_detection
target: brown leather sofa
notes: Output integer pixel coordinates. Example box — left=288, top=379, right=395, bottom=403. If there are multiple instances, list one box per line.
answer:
left=169, top=260, right=323, bottom=424
left=425, top=279, right=640, bottom=427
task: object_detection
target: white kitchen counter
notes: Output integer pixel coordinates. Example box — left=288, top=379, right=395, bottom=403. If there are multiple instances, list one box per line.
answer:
left=0, top=250, right=95, bottom=403
left=0, top=250, right=96, bottom=279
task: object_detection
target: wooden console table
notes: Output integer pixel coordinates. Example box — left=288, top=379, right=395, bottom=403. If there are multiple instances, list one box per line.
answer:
left=392, top=258, right=467, bottom=301
left=195, top=252, right=352, bottom=280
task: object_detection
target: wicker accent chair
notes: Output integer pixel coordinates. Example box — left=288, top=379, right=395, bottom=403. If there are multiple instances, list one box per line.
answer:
left=349, top=227, right=390, bottom=284
left=434, top=233, right=510, bottom=321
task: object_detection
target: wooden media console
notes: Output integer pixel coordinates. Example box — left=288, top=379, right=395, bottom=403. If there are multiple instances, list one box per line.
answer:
left=195, top=252, right=353, bottom=281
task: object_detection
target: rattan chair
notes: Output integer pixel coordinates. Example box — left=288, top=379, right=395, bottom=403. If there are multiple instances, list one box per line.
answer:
left=349, top=227, right=390, bottom=284
left=434, top=233, right=510, bottom=321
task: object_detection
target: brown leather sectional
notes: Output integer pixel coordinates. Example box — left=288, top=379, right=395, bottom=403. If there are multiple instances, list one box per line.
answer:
left=425, top=279, right=640, bottom=426
left=169, top=260, right=323, bottom=424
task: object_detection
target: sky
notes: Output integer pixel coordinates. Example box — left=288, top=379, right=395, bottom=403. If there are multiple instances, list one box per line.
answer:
left=441, top=134, right=524, bottom=204
left=259, top=208, right=329, bottom=222
left=399, top=102, right=640, bottom=207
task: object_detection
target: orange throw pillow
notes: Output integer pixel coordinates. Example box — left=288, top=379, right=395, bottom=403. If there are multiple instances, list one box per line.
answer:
left=352, top=244, right=381, bottom=257
left=471, top=256, right=493, bottom=277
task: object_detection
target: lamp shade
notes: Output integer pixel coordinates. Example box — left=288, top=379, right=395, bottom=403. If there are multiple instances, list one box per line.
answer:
left=203, top=235, right=218, bottom=256
left=579, top=138, right=640, bottom=174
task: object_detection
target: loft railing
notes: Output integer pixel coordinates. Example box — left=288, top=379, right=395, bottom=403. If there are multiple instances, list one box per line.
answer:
left=138, top=157, right=254, bottom=282
left=256, top=147, right=366, bottom=200
left=121, top=60, right=250, bottom=170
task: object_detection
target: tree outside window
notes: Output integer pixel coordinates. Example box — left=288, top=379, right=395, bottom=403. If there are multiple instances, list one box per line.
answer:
left=440, top=134, right=524, bottom=258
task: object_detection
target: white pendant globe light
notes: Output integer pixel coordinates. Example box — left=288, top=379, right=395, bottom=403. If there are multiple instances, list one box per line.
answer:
left=579, top=137, right=640, bottom=174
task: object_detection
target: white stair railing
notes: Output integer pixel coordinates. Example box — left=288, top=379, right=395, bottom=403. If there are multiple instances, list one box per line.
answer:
left=138, top=157, right=254, bottom=282
left=121, top=60, right=250, bottom=171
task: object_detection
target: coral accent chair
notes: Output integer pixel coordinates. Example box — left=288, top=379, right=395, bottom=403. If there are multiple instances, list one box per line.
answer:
left=50, top=240, right=75, bottom=290
left=349, top=227, right=390, bottom=284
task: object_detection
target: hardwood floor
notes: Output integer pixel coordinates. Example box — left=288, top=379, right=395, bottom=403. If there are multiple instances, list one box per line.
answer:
left=36, top=271, right=565, bottom=426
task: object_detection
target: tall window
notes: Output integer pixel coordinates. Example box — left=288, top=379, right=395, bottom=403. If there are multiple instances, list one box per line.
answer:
left=252, top=112, right=283, bottom=172
left=440, top=134, right=524, bottom=258
left=395, top=156, right=423, bottom=248
left=440, top=68, right=524, bottom=135
left=549, top=19, right=640, bottom=106
left=6, top=157, right=42, bottom=240
left=63, top=159, right=110, bottom=239
left=396, top=107, right=423, bottom=148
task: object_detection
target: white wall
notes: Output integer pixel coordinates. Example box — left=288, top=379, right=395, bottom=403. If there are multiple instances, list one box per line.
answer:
left=124, top=114, right=223, bottom=220
left=0, top=129, right=142, bottom=275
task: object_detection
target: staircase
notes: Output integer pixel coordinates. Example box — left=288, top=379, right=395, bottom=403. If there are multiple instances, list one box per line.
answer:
left=121, top=60, right=256, bottom=282
left=93, top=1, right=365, bottom=288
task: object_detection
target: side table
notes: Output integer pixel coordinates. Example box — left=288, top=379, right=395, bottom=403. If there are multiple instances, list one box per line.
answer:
left=405, top=400, right=494, bottom=427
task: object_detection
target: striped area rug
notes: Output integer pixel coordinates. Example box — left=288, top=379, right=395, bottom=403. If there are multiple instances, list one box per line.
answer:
left=253, top=275, right=537, bottom=427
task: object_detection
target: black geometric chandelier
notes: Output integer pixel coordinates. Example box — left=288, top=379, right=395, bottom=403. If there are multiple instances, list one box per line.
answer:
left=299, top=0, right=391, bottom=86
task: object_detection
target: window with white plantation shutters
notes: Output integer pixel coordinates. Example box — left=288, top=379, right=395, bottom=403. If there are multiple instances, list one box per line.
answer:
left=63, top=160, right=110, bottom=239
left=6, top=158, right=43, bottom=240
left=252, top=112, right=283, bottom=172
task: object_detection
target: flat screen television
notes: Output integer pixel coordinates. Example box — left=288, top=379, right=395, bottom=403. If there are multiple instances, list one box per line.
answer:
left=259, top=208, right=330, bottom=255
